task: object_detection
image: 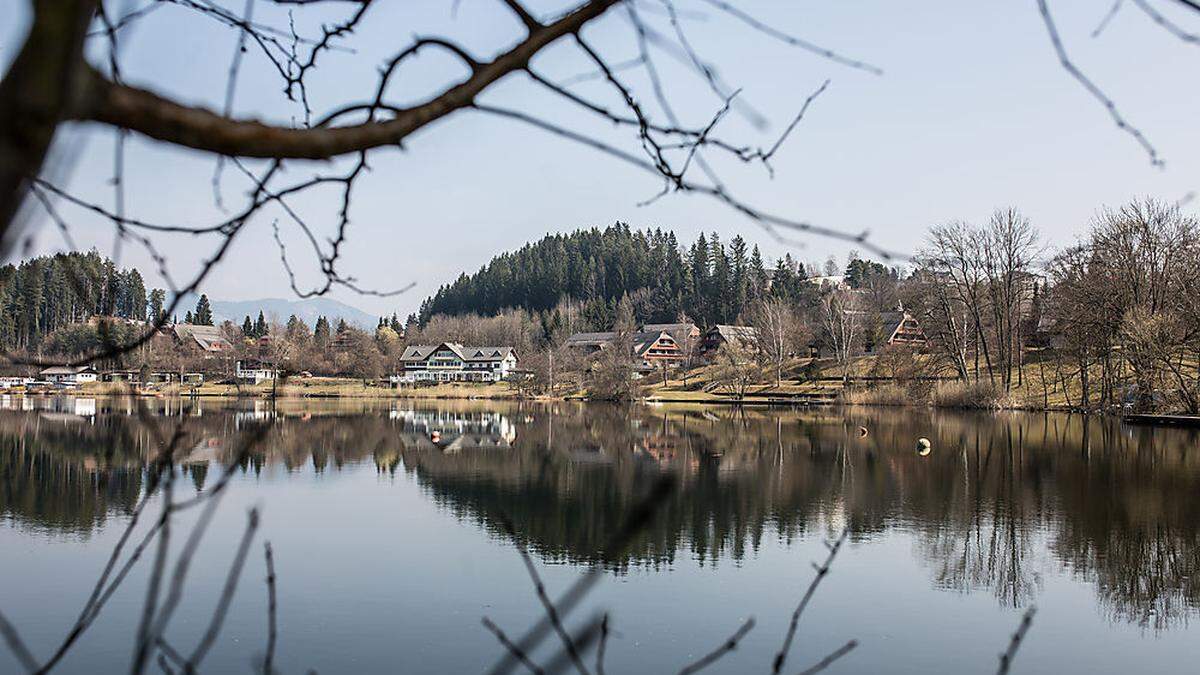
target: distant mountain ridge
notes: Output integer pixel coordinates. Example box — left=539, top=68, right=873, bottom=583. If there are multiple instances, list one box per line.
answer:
left=209, top=297, right=375, bottom=329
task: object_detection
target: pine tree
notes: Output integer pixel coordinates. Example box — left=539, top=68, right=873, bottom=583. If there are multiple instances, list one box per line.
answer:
left=729, top=235, right=748, bottom=320
left=314, top=316, right=332, bottom=349
left=126, top=269, right=147, bottom=320
left=242, top=315, right=254, bottom=337
left=253, top=310, right=268, bottom=337
left=286, top=314, right=310, bottom=343
left=148, top=288, right=166, bottom=324
left=193, top=294, right=213, bottom=325
left=748, top=245, right=768, bottom=299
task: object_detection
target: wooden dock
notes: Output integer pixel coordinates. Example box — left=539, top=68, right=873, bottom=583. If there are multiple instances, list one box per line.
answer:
left=1122, top=414, right=1200, bottom=428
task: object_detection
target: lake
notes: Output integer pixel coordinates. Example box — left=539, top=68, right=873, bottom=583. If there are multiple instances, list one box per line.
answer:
left=1, top=396, right=1198, bottom=674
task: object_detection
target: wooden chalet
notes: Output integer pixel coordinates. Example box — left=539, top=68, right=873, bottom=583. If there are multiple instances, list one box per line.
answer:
left=699, top=325, right=759, bottom=358
left=563, top=330, right=686, bottom=371
left=172, top=323, right=233, bottom=353
left=877, top=310, right=926, bottom=347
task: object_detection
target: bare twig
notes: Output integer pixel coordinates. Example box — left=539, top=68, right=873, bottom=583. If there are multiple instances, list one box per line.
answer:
left=182, top=508, right=262, bottom=672
left=488, top=475, right=676, bottom=675
left=1132, top=0, right=1200, bottom=44
left=1091, top=0, right=1125, bottom=37
left=0, top=610, right=37, bottom=673
left=996, top=607, right=1036, bottom=675
left=795, top=640, right=858, bottom=675
left=695, top=0, right=883, bottom=75
left=482, top=618, right=546, bottom=675
left=263, top=542, right=278, bottom=675
left=501, top=514, right=592, bottom=675
left=677, top=617, right=755, bottom=675
left=594, top=614, right=610, bottom=675
left=1037, top=0, right=1163, bottom=166
left=771, top=528, right=850, bottom=674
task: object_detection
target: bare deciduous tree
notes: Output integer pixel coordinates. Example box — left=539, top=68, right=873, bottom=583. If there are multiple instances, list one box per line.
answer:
left=818, top=288, right=861, bottom=386
left=748, top=296, right=799, bottom=387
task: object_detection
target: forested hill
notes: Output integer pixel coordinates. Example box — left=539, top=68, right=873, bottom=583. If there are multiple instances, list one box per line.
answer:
left=417, top=223, right=818, bottom=327
left=0, top=251, right=158, bottom=349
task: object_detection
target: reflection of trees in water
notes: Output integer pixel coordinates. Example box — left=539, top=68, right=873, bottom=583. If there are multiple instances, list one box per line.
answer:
left=904, top=414, right=1200, bottom=629
left=399, top=405, right=851, bottom=570
left=1045, top=421, right=1200, bottom=631
left=0, top=412, right=145, bottom=533
left=3, top=399, right=1199, bottom=629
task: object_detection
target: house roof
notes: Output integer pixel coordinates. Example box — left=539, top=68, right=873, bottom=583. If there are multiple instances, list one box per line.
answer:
left=402, top=343, right=515, bottom=362
left=565, top=332, right=617, bottom=348
left=632, top=331, right=678, bottom=358
left=641, top=322, right=698, bottom=335
left=880, top=312, right=904, bottom=335
left=879, top=311, right=926, bottom=343
left=462, top=346, right=516, bottom=361
left=708, top=325, right=758, bottom=341
left=39, top=366, right=96, bottom=376
left=173, top=324, right=233, bottom=352
left=565, top=331, right=681, bottom=358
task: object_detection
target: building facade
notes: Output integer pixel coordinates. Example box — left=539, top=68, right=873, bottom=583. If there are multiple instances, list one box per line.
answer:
left=236, top=360, right=278, bottom=384
left=38, top=366, right=99, bottom=385
left=699, top=325, right=759, bottom=358
left=564, top=330, right=686, bottom=372
left=392, top=343, right=518, bottom=384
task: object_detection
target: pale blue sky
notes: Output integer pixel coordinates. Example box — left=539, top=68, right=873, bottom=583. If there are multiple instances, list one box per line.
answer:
left=3, top=0, right=1198, bottom=318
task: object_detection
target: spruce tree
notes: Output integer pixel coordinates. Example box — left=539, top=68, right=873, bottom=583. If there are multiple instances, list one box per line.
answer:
left=253, top=310, right=268, bottom=337
left=313, top=316, right=332, bottom=349
left=286, top=314, right=310, bottom=342
left=193, top=294, right=213, bottom=325
left=748, top=245, right=768, bottom=299
left=148, top=288, right=166, bottom=323
left=242, top=315, right=254, bottom=337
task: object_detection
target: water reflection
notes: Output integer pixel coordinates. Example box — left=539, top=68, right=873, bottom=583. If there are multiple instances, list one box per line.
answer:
left=1, top=397, right=1197, bottom=630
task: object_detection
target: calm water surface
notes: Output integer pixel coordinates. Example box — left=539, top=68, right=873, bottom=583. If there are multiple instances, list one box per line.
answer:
left=1, top=396, right=1198, bottom=673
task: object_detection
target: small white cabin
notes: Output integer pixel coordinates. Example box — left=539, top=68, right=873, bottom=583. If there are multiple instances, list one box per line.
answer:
left=236, top=360, right=277, bottom=384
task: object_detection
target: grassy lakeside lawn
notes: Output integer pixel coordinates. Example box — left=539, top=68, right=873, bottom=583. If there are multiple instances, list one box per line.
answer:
left=77, top=377, right=523, bottom=400
left=639, top=349, right=1152, bottom=411
left=68, top=349, right=1194, bottom=412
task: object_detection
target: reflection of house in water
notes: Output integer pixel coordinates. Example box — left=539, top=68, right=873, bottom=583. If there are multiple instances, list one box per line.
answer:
left=29, top=397, right=99, bottom=423
left=180, top=437, right=224, bottom=465
left=389, top=408, right=516, bottom=452
left=235, top=400, right=276, bottom=426
left=636, top=434, right=684, bottom=464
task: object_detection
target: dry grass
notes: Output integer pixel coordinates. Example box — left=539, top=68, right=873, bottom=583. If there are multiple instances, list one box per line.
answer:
left=929, top=380, right=1019, bottom=409
left=840, top=384, right=919, bottom=406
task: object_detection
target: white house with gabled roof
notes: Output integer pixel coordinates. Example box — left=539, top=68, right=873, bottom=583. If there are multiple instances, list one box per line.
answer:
left=391, top=342, right=518, bottom=385
left=39, top=366, right=99, bottom=385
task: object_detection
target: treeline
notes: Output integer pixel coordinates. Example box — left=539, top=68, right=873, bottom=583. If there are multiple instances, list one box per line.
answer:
left=0, top=251, right=167, bottom=350
left=902, top=200, right=1200, bottom=412
left=418, top=224, right=876, bottom=329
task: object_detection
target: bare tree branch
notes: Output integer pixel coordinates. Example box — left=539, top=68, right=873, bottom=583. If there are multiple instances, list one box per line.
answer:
left=1037, top=0, right=1163, bottom=167
left=72, top=1, right=624, bottom=159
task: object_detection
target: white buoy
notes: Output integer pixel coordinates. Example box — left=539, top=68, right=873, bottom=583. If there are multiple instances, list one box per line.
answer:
left=916, top=437, right=931, bottom=456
